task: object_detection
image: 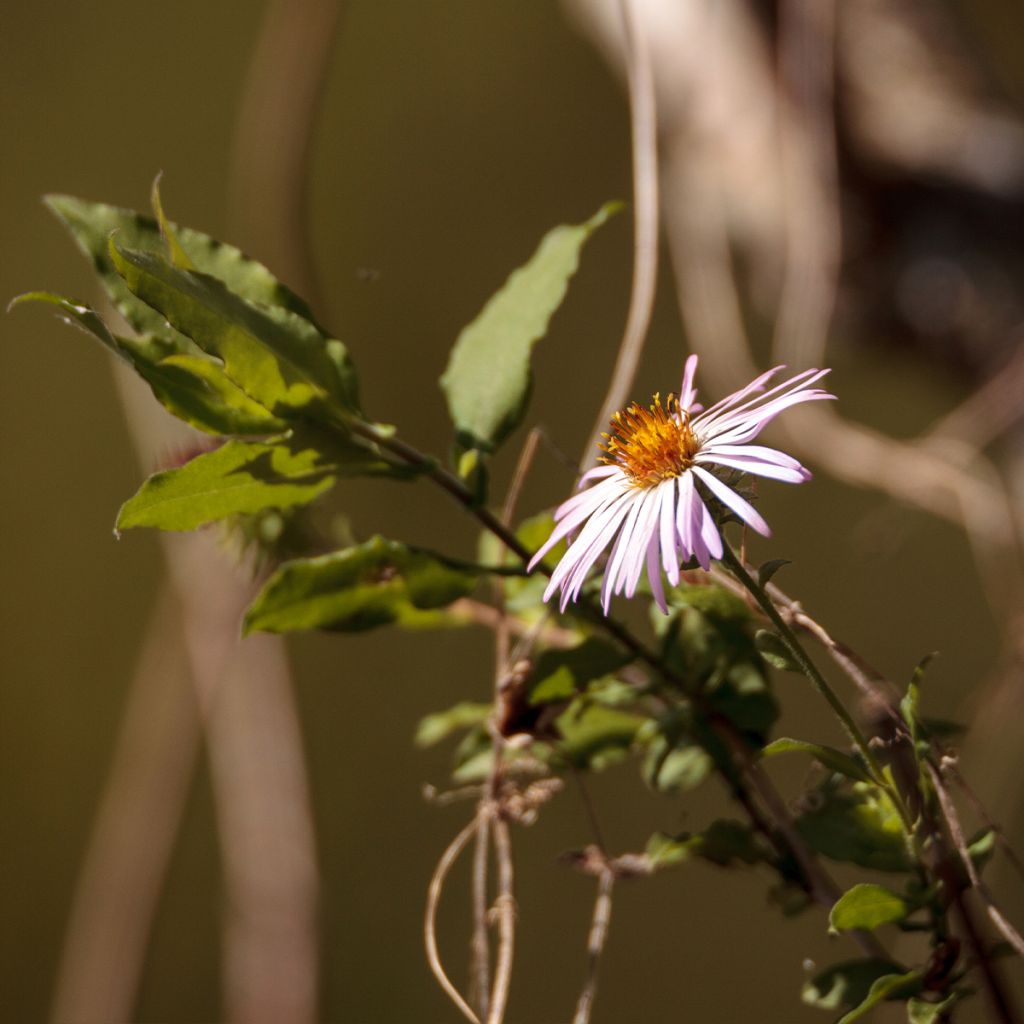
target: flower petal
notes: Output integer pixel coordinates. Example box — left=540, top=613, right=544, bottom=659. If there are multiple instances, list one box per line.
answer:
left=695, top=452, right=810, bottom=483
left=646, top=531, right=668, bottom=613
left=692, top=466, right=771, bottom=537
left=678, top=353, right=699, bottom=413
left=657, top=479, right=680, bottom=586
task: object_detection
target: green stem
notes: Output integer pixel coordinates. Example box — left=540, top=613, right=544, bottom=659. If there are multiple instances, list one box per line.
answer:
left=720, top=541, right=916, bottom=826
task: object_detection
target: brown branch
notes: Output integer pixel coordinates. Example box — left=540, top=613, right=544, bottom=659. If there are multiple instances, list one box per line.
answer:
left=572, top=866, right=615, bottom=1024
left=49, top=587, right=200, bottom=1024
left=227, top=0, right=343, bottom=310
left=470, top=810, right=492, bottom=1021
left=425, top=819, right=484, bottom=1024
left=772, top=0, right=840, bottom=371
left=487, top=818, right=516, bottom=1024
left=582, top=0, right=659, bottom=469
left=927, top=763, right=1021, bottom=1023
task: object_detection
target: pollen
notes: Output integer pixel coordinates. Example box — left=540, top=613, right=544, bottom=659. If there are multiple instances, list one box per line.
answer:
left=599, top=393, right=700, bottom=487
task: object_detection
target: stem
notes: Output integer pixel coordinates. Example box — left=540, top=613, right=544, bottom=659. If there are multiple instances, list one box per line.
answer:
left=425, top=819, right=483, bottom=1024
left=353, top=421, right=889, bottom=953
left=572, top=868, right=615, bottom=1024
left=720, top=544, right=894, bottom=793
left=470, top=811, right=492, bottom=1021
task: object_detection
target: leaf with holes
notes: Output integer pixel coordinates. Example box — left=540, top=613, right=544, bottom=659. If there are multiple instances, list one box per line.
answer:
left=244, top=536, right=479, bottom=634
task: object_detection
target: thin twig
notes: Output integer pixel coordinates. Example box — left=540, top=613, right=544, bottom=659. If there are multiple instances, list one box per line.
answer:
left=425, top=819, right=484, bottom=1024
left=582, top=0, right=659, bottom=469
left=927, top=763, right=1021, bottom=1023
left=772, top=0, right=840, bottom=371
left=227, top=0, right=343, bottom=310
left=487, top=818, right=515, bottom=1024
left=470, top=808, right=492, bottom=1021
left=572, top=867, right=615, bottom=1024
left=929, top=763, right=1024, bottom=960
left=49, top=587, right=200, bottom=1024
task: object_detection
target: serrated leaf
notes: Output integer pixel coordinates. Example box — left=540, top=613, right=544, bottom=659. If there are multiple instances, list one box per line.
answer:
left=762, top=738, right=873, bottom=784
left=757, top=558, right=791, bottom=588
left=440, top=202, right=620, bottom=453
left=44, top=193, right=359, bottom=409
left=109, top=241, right=354, bottom=416
left=529, top=638, right=631, bottom=705
left=46, top=193, right=318, bottom=340
left=802, top=958, right=909, bottom=1012
left=829, top=883, right=911, bottom=932
left=244, top=536, right=478, bottom=634
left=11, top=292, right=287, bottom=436
left=755, top=630, right=801, bottom=672
left=796, top=785, right=913, bottom=872
left=416, top=703, right=492, bottom=748
left=150, top=175, right=196, bottom=270
left=117, top=439, right=334, bottom=531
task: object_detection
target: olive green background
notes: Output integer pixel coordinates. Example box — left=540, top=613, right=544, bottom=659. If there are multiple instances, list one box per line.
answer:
left=3, top=2, right=1023, bottom=1022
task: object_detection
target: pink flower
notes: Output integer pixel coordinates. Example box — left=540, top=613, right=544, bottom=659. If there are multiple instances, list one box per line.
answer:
left=530, top=355, right=834, bottom=614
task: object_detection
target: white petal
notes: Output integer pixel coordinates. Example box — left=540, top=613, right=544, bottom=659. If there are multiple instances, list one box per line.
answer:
left=601, top=491, right=648, bottom=612
left=676, top=472, right=696, bottom=559
left=678, top=353, right=699, bottom=412
left=646, top=531, right=668, bottom=613
left=623, top=488, right=663, bottom=598
left=657, top=479, right=680, bottom=586
left=695, top=452, right=809, bottom=484
left=692, top=466, right=771, bottom=537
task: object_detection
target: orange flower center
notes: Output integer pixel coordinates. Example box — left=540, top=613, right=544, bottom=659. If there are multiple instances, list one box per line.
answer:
left=599, top=394, right=700, bottom=487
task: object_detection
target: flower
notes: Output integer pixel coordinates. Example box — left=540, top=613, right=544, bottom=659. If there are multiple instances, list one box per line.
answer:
left=529, top=355, right=834, bottom=614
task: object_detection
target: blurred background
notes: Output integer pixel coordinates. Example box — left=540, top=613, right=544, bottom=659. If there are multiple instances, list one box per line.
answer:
left=3, top=1, right=1024, bottom=1021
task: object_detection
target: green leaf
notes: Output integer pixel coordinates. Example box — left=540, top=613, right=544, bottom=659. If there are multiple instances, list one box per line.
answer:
left=667, top=583, right=750, bottom=621
left=416, top=703, right=492, bottom=747
left=45, top=193, right=322, bottom=331
left=645, top=741, right=713, bottom=793
left=10, top=292, right=288, bottom=436
left=44, top=193, right=359, bottom=410
left=757, top=558, right=791, bottom=588
left=796, top=784, right=913, bottom=872
left=907, top=992, right=967, bottom=1024
left=109, top=241, right=355, bottom=416
left=802, top=958, right=910, bottom=1012
left=553, top=702, right=644, bottom=771
left=646, top=820, right=767, bottom=871
left=150, top=174, right=196, bottom=270
left=244, top=536, right=479, bottom=634
left=440, top=202, right=620, bottom=453
left=755, top=630, right=801, bottom=672
left=836, top=971, right=923, bottom=1023
left=529, top=638, right=631, bottom=704
left=762, top=738, right=873, bottom=784
left=830, top=883, right=911, bottom=932
left=117, top=438, right=334, bottom=531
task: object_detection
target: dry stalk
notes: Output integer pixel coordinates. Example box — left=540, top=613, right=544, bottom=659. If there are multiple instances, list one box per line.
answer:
left=572, top=866, right=615, bottom=1024
left=425, top=818, right=484, bottom=1024
left=582, top=0, right=659, bottom=469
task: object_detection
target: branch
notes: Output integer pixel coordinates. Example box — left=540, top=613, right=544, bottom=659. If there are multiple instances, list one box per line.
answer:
left=425, top=819, right=484, bottom=1024
left=572, top=866, right=615, bottom=1024
left=582, top=0, right=659, bottom=469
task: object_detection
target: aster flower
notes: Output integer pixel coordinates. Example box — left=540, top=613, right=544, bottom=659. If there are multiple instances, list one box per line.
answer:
left=529, top=355, right=835, bottom=614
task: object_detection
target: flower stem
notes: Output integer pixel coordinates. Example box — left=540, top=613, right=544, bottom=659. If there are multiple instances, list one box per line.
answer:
left=719, top=540, right=914, bottom=821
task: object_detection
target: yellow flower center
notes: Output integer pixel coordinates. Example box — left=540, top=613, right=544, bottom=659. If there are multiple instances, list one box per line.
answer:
left=599, top=394, right=700, bottom=487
